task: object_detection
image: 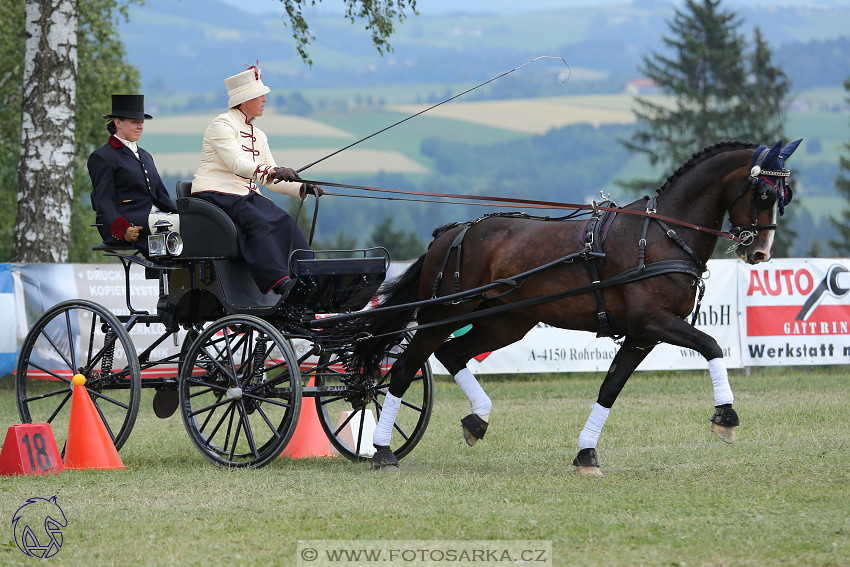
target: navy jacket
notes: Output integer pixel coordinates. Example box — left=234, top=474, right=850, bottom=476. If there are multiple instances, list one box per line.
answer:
left=87, top=136, right=177, bottom=248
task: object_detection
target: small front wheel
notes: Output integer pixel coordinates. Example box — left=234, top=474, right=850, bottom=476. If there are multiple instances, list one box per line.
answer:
left=312, top=332, right=433, bottom=462
left=179, top=315, right=301, bottom=467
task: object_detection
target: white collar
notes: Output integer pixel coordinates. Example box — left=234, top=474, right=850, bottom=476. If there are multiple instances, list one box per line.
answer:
left=115, top=135, right=139, bottom=155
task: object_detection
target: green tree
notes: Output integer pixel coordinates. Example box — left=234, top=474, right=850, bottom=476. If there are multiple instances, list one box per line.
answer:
left=622, top=0, right=791, bottom=192
left=3, top=0, right=418, bottom=263
left=280, top=0, right=417, bottom=64
left=367, top=216, right=424, bottom=261
left=70, top=0, right=143, bottom=262
left=0, top=0, right=24, bottom=262
left=827, top=77, right=850, bottom=256
left=0, top=0, right=140, bottom=264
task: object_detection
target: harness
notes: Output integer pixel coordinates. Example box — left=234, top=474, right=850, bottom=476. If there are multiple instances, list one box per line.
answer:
left=581, top=194, right=708, bottom=339
left=423, top=197, right=708, bottom=341
left=727, top=146, right=794, bottom=245
left=580, top=197, right=618, bottom=338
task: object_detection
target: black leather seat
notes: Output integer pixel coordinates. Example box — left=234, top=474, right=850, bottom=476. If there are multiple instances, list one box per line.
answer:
left=175, top=180, right=240, bottom=259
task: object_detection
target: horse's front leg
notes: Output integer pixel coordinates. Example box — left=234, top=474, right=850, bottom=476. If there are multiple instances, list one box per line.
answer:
left=641, top=314, right=740, bottom=444
left=574, top=339, right=654, bottom=476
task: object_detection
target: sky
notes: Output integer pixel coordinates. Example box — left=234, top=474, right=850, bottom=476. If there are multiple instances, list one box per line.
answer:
left=216, top=0, right=619, bottom=16
left=218, top=0, right=844, bottom=16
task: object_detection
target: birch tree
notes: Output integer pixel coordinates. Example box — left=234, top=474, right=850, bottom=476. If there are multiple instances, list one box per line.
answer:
left=13, top=0, right=78, bottom=263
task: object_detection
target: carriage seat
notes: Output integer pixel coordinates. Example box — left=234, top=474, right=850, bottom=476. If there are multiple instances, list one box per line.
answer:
left=175, top=180, right=240, bottom=259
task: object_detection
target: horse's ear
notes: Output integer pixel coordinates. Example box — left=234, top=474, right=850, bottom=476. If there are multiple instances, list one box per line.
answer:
left=762, top=140, right=783, bottom=169
left=780, top=138, right=803, bottom=161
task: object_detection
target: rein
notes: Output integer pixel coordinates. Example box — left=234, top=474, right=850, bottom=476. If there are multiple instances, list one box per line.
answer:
left=298, top=178, right=746, bottom=243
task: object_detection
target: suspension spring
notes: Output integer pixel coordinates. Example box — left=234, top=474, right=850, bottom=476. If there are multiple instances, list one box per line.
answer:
left=252, top=335, right=267, bottom=382
left=102, top=327, right=116, bottom=376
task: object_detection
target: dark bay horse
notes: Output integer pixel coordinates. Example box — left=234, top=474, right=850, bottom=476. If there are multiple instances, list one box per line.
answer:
left=353, top=139, right=802, bottom=474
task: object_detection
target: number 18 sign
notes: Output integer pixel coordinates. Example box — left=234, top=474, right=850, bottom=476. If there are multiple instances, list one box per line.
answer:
left=0, top=424, right=64, bottom=476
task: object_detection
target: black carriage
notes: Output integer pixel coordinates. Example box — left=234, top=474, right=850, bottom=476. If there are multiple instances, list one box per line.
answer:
left=14, top=181, right=433, bottom=468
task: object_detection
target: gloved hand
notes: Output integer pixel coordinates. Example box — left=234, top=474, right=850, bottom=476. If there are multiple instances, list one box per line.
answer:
left=268, top=167, right=299, bottom=183
left=300, top=183, right=324, bottom=199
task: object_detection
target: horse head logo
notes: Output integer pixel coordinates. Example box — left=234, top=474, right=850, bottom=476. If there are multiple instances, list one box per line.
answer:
left=11, top=496, right=67, bottom=559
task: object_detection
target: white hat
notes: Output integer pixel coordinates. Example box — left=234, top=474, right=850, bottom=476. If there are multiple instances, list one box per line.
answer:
left=224, top=66, right=270, bottom=108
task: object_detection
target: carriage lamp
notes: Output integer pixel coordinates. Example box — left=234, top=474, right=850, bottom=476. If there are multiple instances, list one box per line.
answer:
left=148, top=219, right=183, bottom=257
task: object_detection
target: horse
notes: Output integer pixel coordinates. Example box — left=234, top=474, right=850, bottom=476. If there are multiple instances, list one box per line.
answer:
left=352, top=139, right=802, bottom=474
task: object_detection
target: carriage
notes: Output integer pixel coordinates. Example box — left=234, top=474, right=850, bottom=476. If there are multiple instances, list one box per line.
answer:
left=15, top=138, right=801, bottom=473
left=14, top=180, right=433, bottom=468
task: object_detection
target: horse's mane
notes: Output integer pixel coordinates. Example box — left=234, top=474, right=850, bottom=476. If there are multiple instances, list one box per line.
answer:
left=656, top=140, right=757, bottom=195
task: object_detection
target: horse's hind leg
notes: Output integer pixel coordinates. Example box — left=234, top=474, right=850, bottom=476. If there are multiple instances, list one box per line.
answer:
left=434, top=317, right=535, bottom=446
left=574, top=339, right=654, bottom=476
left=372, top=325, right=454, bottom=470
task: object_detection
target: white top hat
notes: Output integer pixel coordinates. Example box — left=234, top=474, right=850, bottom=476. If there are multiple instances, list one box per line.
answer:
left=224, top=66, right=270, bottom=108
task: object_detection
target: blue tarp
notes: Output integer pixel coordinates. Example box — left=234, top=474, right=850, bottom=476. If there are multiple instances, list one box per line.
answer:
left=0, top=264, right=15, bottom=377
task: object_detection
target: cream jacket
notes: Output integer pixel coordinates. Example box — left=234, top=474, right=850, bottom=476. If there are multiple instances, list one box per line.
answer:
left=192, top=108, right=301, bottom=198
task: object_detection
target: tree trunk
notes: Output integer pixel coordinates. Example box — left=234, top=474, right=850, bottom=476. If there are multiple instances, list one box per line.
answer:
left=13, top=0, right=78, bottom=263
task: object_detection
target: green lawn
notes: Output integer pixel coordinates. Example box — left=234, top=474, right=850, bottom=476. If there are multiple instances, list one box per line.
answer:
left=1, top=367, right=848, bottom=566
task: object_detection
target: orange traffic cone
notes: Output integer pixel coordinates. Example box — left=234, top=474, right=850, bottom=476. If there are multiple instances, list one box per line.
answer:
left=63, top=375, right=128, bottom=470
left=280, top=377, right=333, bottom=458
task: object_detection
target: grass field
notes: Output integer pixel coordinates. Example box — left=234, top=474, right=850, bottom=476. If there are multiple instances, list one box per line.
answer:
left=1, top=366, right=848, bottom=566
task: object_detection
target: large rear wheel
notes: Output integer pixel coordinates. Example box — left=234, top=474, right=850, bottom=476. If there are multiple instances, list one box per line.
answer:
left=15, top=300, right=141, bottom=453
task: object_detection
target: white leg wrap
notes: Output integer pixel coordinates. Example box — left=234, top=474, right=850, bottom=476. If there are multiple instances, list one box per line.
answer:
left=708, top=357, right=734, bottom=406
left=373, top=392, right=402, bottom=447
left=578, top=403, right=610, bottom=450
left=454, top=367, right=492, bottom=421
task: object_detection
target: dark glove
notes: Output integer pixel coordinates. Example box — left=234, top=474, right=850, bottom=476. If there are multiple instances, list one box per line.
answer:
left=300, top=183, right=324, bottom=198
left=268, top=167, right=299, bottom=183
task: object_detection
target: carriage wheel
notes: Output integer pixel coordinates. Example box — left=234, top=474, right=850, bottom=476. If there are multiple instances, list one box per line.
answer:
left=15, top=299, right=141, bottom=454
left=312, top=332, right=433, bottom=462
left=179, top=315, right=302, bottom=468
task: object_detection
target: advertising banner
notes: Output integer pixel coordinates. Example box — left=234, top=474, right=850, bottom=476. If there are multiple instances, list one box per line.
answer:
left=738, top=258, right=850, bottom=366
left=3, top=258, right=848, bottom=380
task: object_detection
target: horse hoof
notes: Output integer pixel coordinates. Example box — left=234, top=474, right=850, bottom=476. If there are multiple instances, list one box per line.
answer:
left=572, top=448, right=602, bottom=475
left=371, top=445, right=399, bottom=471
left=460, top=414, right=488, bottom=447
left=575, top=465, right=604, bottom=477
left=710, top=405, right=739, bottom=444
left=711, top=423, right=737, bottom=444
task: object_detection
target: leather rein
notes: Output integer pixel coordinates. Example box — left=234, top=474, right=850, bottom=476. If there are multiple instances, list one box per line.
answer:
left=296, top=178, right=749, bottom=244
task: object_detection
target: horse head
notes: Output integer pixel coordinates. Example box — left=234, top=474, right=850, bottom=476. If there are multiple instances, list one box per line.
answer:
left=727, top=138, right=802, bottom=264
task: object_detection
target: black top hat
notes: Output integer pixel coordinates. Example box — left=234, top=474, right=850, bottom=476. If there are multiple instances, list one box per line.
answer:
left=103, top=94, right=153, bottom=120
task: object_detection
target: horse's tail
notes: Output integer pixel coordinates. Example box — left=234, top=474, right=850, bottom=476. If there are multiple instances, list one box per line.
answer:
left=352, top=253, right=427, bottom=377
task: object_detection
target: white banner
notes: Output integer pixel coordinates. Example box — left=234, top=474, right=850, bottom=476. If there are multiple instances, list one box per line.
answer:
left=738, top=258, right=850, bottom=366
left=3, top=258, right=848, bottom=379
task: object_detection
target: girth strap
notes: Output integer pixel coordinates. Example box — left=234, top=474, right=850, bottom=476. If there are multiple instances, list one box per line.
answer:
left=432, top=223, right=471, bottom=298
left=580, top=200, right=618, bottom=338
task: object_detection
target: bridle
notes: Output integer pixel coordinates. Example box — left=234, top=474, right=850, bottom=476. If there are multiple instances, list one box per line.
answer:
left=726, top=147, right=794, bottom=247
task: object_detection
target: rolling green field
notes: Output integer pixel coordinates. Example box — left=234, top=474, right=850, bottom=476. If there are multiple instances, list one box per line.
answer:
left=1, top=367, right=848, bottom=566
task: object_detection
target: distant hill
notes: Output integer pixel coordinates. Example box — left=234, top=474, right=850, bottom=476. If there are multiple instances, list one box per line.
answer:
left=119, top=0, right=850, bottom=109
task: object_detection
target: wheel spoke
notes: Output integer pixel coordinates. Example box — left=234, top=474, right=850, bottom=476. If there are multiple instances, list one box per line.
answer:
left=91, top=397, right=117, bottom=441
left=64, top=310, right=77, bottom=371
left=237, top=401, right=259, bottom=460
left=44, top=391, right=73, bottom=424
left=89, top=389, right=131, bottom=411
